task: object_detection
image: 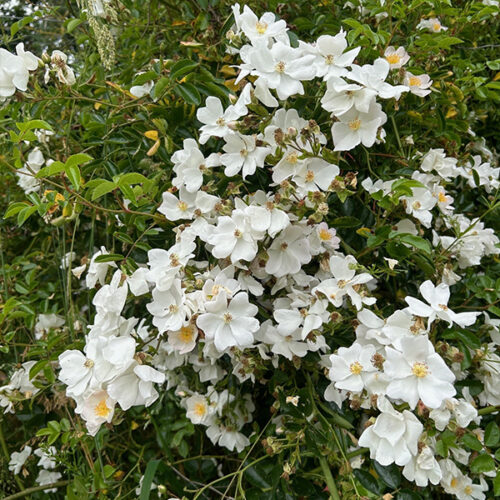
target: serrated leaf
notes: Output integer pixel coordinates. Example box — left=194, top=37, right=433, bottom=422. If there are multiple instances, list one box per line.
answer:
left=65, top=153, right=93, bottom=169
left=91, top=180, right=117, bottom=201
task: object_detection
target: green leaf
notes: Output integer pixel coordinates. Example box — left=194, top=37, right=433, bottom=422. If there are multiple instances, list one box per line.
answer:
left=169, top=60, right=199, bottom=81
left=461, top=433, right=483, bottom=451
left=139, top=459, right=160, bottom=500
left=132, top=71, right=158, bottom=86
left=154, top=77, right=170, bottom=99
left=66, top=164, right=81, bottom=190
left=174, top=83, right=201, bottom=106
left=65, top=153, right=93, bottom=169
left=332, top=216, right=361, bottom=228
left=93, top=254, right=123, bottom=263
left=116, top=173, right=148, bottom=186
left=399, top=234, right=432, bottom=254
left=373, top=461, right=401, bottom=489
left=4, top=202, right=30, bottom=219
left=91, top=180, right=117, bottom=201
left=470, top=454, right=495, bottom=474
left=17, top=205, right=38, bottom=226
left=494, top=471, right=500, bottom=496
left=37, top=161, right=66, bottom=178
left=353, top=469, right=382, bottom=495
left=485, top=422, right=500, bottom=447
left=67, top=18, right=83, bottom=33
left=16, top=119, right=53, bottom=133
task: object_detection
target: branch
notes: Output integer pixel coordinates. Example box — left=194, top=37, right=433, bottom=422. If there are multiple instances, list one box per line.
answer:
left=3, top=480, right=70, bottom=500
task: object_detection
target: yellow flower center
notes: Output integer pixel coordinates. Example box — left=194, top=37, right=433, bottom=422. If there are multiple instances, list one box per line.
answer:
left=275, top=61, right=286, bottom=73
left=433, top=22, right=441, bottom=31
left=177, top=201, right=188, bottom=211
left=439, top=304, right=448, bottom=310
left=349, top=362, right=363, bottom=375
left=84, top=359, right=94, bottom=368
left=305, top=170, right=315, bottom=183
left=234, top=229, right=242, bottom=238
left=464, top=486, right=472, bottom=495
left=409, top=76, right=421, bottom=87
left=255, top=21, right=268, bottom=34
left=412, top=362, right=428, bottom=378
left=438, top=192, right=447, bottom=203
left=240, top=148, right=248, bottom=157
left=319, top=228, right=332, bottom=241
left=348, top=119, right=361, bottom=131
left=450, top=478, right=458, bottom=489
left=386, top=53, right=401, bottom=64
left=216, top=117, right=226, bottom=126
left=95, top=399, right=110, bottom=418
left=223, top=312, right=233, bottom=324
left=286, top=152, right=299, bottom=164
left=325, top=54, right=334, bottom=65
left=179, top=326, right=194, bottom=343
left=194, top=402, right=207, bottom=417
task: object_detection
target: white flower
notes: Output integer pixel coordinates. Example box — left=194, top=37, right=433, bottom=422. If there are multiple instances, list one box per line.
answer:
left=34, top=313, right=64, bottom=339
left=332, top=101, right=387, bottom=151
left=384, top=46, right=410, bottom=69
left=185, top=393, right=214, bottom=424
left=0, top=43, right=38, bottom=98
left=238, top=6, right=288, bottom=43
left=265, top=225, right=312, bottom=277
left=293, top=158, right=339, bottom=196
left=220, top=133, right=270, bottom=178
left=196, top=97, right=242, bottom=144
left=86, top=246, right=117, bottom=288
left=34, top=446, right=57, bottom=470
left=158, top=187, right=218, bottom=221
left=321, top=76, right=377, bottom=116
left=358, top=396, right=423, bottom=466
left=405, top=280, right=479, bottom=328
left=50, top=50, right=76, bottom=85
left=310, top=31, right=360, bottom=79
left=429, top=398, right=478, bottom=431
left=402, top=445, right=442, bottom=487
left=207, top=209, right=262, bottom=263
left=237, top=41, right=316, bottom=100
left=107, top=363, right=165, bottom=411
left=9, top=446, right=32, bottom=474
left=77, top=390, right=116, bottom=436
left=35, top=470, right=63, bottom=493
left=420, top=149, right=459, bottom=180
left=329, top=343, right=378, bottom=392
left=404, top=72, right=433, bottom=97
left=417, top=18, right=448, bottom=32
left=384, top=335, right=456, bottom=409
left=196, top=291, right=259, bottom=351
left=168, top=324, right=198, bottom=354
left=459, top=155, right=500, bottom=193
left=17, top=148, right=45, bottom=194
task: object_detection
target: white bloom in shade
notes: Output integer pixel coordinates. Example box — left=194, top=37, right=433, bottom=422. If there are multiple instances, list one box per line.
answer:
left=311, top=32, right=360, bottom=79
left=329, top=343, right=378, bottom=392
left=420, top=148, right=459, bottom=180
left=239, top=6, right=287, bottom=43
left=17, top=148, right=45, bottom=194
left=404, top=72, right=433, bottom=97
left=402, top=445, right=442, bottom=487
left=185, top=393, right=214, bottom=425
left=405, top=280, right=479, bottom=328
left=34, top=313, right=65, bottom=339
left=86, top=247, right=117, bottom=288
left=321, top=76, right=377, bottom=116
left=127, top=267, right=150, bottom=296
left=256, top=322, right=309, bottom=359
left=196, top=97, right=242, bottom=144
left=147, top=279, right=190, bottom=333
left=207, top=426, right=250, bottom=452
left=50, top=50, right=76, bottom=85
left=196, top=291, right=259, bottom=351
left=35, top=470, right=63, bottom=493
left=0, top=43, right=38, bottom=98
left=311, top=222, right=340, bottom=252
left=171, top=138, right=220, bottom=192
left=130, top=80, right=153, bottom=98
left=358, top=396, right=423, bottom=466
left=332, top=101, right=387, bottom=151
left=220, top=133, right=270, bottom=178
left=78, top=390, right=116, bottom=436
left=293, top=158, right=339, bottom=196
left=265, top=225, right=312, bottom=278
left=9, top=446, right=32, bottom=474
left=459, top=155, right=500, bottom=193
left=158, top=187, right=218, bottom=221
left=34, top=447, right=57, bottom=470
left=384, top=46, right=410, bottom=69
left=384, top=335, right=456, bottom=409
left=274, top=300, right=328, bottom=340
left=237, top=41, right=316, bottom=100
left=168, top=324, right=198, bottom=354
left=429, top=397, right=478, bottom=431
left=207, top=209, right=261, bottom=263
left=417, top=17, right=448, bottom=32
left=107, top=363, right=165, bottom=411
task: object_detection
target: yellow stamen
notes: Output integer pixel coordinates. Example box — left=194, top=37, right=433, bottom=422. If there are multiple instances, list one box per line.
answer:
left=349, top=362, right=363, bottom=375
left=386, top=53, right=401, bottom=65
left=409, top=76, right=421, bottom=87
left=412, top=362, right=428, bottom=378
left=348, top=119, right=361, bottom=131
left=95, top=399, right=110, bottom=418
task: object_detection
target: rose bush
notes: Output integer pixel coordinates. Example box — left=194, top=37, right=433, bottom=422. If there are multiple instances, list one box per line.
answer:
left=0, top=0, right=499, bottom=499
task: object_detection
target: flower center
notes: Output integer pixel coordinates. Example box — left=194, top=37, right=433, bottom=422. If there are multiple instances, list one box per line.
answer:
left=324, top=54, right=334, bottom=65
left=412, top=362, right=428, bottom=378
left=438, top=304, right=448, bottom=310
left=438, top=192, right=447, bottom=203
left=305, top=170, right=315, bottom=182
left=177, top=201, right=188, bottom=211
left=464, top=486, right=472, bottom=495
left=409, top=76, right=421, bottom=87
left=280, top=242, right=288, bottom=251
left=386, top=53, right=401, bottom=64
left=349, top=361, right=363, bottom=375
left=412, top=201, right=421, bottom=209
left=234, top=229, right=242, bottom=238
left=348, top=119, right=361, bottom=131
left=255, top=21, right=268, bottom=34
left=286, top=152, right=299, bottom=164
left=240, top=148, right=248, bottom=157
left=194, top=402, right=207, bottom=417
left=275, top=61, right=286, bottom=73
left=216, top=117, right=226, bottom=126
left=433, top=22, right=441, bottom=31
left=169, top=304, right=179, bottom=314
left=337, top=279, right=347, bottom=288
left=95, top=399, right=110, bottom=418
left=223, top=312, right=233, bottom=324
left=319, top=228, right=332, bottom=241
left=84, top=359, right=94, bottom=369
left=450, top=478, right=459, bottom=489
left=179, top=326, right=194, bottom=343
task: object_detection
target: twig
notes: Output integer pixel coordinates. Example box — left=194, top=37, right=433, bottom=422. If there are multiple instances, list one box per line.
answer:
left=3, top=480, right=70, bottom=500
